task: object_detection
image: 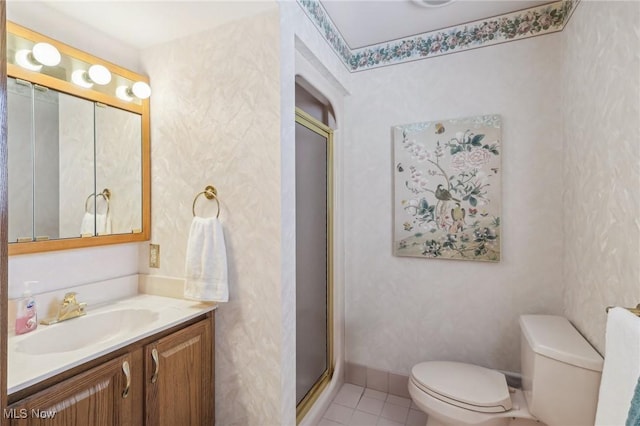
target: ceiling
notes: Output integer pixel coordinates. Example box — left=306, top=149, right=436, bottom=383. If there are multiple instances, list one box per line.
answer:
left=7, top=0, right=277, bottom=50
left=8, top=0, right=552, bottom=51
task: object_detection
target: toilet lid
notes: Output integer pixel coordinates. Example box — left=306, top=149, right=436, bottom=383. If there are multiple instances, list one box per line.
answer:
left=411, top=361, right=512, bottom=413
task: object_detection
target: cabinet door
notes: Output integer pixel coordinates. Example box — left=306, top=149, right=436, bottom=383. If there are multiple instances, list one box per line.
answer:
left=6, top=354, right=134, bottom=426
left=145, top=320, right=213, bottom=426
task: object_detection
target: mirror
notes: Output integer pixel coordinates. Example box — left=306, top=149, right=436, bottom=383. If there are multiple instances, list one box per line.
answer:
left=95, top=104, right=143, bottom=235
left=6, top=22, right=150, bottom=255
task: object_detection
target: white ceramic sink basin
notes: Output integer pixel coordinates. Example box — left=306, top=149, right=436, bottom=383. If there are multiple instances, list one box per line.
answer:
left=15, top=308, right=159, bottom=355
left=8, top=292, right=217, bottom=395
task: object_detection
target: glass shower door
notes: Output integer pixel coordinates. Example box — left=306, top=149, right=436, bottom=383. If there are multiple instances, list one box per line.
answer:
left=295, top=108, right=333, bottom=421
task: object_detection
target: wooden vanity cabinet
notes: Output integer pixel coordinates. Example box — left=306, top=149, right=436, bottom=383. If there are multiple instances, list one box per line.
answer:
left=7, top=313, right=214, bottom=426
left=6, top=353, right=137, bottom=426
left=145, top=318, right=213, bottom=426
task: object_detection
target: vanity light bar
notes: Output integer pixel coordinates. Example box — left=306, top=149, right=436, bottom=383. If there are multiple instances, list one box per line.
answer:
left=8, top=21, right=151, bottom=110
left=12, top=38, right=151, bottom=102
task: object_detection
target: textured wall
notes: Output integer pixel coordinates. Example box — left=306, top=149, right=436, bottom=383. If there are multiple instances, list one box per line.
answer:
left=280, top=3, right=353, bottom=422
left=562, top=1, right=640, bottom=354
left=141, top=8, right=286, bottom=425
left=343, top=35, right=565, bottom=375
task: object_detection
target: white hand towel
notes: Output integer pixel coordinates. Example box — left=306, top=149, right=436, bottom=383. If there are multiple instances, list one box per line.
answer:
left=595, top=307, right=640, bottom=426
left=184, top=216, right=228, bottom=302
left=80, top=212, right=112, bottom=235
left=96, top=213, right=112, bottom=235
left=80, top=212, right=94, bottom=235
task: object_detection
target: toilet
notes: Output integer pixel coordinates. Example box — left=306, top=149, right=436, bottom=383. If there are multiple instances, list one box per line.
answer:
left=408, top=315, right=604, bottom=426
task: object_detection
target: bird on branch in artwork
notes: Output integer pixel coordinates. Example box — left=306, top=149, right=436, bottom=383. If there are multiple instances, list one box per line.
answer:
left=451, top=203, right=465, bottom=222
left=435, top=184, right=460, bottom=202
left=449, top=202, right=466, bottom=233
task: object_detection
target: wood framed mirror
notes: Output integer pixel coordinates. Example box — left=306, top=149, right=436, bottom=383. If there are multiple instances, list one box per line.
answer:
left=6, top=22, right=150, bottom=255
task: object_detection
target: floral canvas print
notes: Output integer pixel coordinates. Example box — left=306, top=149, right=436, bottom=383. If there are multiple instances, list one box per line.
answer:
left=393, top=115, right=502, bottom=262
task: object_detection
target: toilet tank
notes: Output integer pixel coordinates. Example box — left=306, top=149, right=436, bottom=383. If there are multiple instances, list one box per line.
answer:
left=519, top=315, right=603, bottom=426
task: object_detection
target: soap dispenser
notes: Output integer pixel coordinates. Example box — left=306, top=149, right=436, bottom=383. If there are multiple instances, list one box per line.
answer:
left=15, top=281, right=38, bottom=335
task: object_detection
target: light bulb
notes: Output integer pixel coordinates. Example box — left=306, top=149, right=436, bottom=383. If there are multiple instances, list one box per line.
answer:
left=32, top=42, right=61, bottom=66
left=88, top=64, right=111, bottom=85
left=15, top=49, right=42, bottom=71
left=72, top=69, right=93, bottom=88
left=116, top=85, right=134, bottom=102
left=132, top=81, right=151, bottom=99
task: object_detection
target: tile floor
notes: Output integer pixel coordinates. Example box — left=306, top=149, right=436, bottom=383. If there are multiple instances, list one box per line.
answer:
left=317, top=383, right=428, bottom=426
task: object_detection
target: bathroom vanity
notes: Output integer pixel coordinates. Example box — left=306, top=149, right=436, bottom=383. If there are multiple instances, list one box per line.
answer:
left=6, top=294, right=215, bottom=425
left=1, top=15, right=217, bottom=426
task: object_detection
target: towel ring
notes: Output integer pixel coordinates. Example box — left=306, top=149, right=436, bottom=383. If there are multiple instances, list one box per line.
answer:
left=606, top=303, right=640, bottom=316
left=192, top=185, right=220, bottom=218
left=85, top=188, right=111, bottom=215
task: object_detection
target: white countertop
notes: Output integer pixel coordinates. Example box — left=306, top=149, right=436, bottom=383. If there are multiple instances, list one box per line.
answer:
left=8, top=294, right=216, bottom=395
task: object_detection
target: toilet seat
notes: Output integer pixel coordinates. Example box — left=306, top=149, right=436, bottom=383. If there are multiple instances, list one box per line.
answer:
left=410, top=361, right=512, bottom=414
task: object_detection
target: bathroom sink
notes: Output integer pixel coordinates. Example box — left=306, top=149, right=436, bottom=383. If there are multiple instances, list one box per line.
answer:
left=15, top=308, right=159, bottom=355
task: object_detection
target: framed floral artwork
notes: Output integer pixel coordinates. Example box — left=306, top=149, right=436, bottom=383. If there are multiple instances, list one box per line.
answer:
left=393, top=115, right=502, bottom=262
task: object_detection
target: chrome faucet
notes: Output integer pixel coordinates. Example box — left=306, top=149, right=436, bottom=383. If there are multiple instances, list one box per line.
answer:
left=41, top=292, right=87, bottom=325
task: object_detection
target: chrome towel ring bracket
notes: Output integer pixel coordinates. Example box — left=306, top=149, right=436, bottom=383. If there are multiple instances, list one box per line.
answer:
left=85, top=188, right=111, bottom=215
left=192, top=185, right=220, bottom=218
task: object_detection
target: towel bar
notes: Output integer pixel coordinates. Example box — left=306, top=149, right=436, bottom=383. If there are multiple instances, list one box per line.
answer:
left=192, top=185, right=220, bottom=218
left=85, top=188, right=111, bottom=215
left=606, top=304, right=640, bottom=316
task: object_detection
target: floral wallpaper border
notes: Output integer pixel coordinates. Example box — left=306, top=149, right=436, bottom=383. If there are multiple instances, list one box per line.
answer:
left=296, top=0, right=352, bottom=66
left=296, top=0, right=578, bottom=72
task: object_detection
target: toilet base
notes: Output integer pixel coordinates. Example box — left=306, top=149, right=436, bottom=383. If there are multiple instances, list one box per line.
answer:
left=425, top=414, right=447, bottom=426
left=410, top=377, right=544, bottom=426
left=423, top=412, right=542, bottom=426
left=425, top=414, right=456, bottom=426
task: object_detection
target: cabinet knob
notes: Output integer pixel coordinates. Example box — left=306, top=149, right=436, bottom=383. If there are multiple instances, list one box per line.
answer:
left=122, top=361, right=131, bottom=398
left=151, top=348, right=159, bottom=384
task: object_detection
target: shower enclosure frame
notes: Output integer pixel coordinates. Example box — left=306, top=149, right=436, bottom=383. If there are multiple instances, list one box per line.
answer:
left=295, top=107, right=334, bottom=423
